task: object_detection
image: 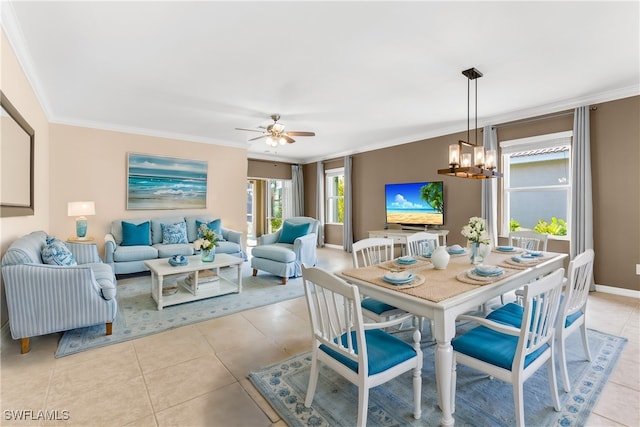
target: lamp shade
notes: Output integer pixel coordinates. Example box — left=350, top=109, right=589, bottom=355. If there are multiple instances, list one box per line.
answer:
left=68, top=201, right=95, bottom=217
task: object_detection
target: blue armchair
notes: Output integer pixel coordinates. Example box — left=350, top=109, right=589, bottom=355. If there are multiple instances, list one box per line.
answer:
left=1, top=231, right=117, bottom=353
left=251, top=216, right=319, bottom=284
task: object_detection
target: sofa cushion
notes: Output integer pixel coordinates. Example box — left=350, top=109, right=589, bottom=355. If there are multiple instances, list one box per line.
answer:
left=41, top=237, right=77, bottom=266
left=252, top=243, right=297, bottom=263
left=185, top=215, right=217, bottom=243
left=196, top=219, right=222, bottom=238
left=161, top=221, right=188, bottom=244
left=113, top=245, right=159, bottom=262
left=121, top=221, right=151, bottom=246
left=216, top=240, right=242, bottom=255
left=154, top=244, right=194, bottom=258
left=278, top=221, right=310, bottom=244
left=86, top=262, right=117, bottom=300
left=151, top=216, right=187, bottom=244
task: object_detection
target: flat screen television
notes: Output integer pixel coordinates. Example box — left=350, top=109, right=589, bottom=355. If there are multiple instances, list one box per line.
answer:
left=385, top=181, right=444, bottom=226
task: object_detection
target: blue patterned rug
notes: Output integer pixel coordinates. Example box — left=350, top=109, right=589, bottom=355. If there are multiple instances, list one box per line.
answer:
left=249, top=327, right=626, bottom=427
left=56, top=262, right=305, bottom=357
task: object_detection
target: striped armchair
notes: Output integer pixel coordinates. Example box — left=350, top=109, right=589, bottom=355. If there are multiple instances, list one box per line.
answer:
left=1, top=231, right=117, bottom=353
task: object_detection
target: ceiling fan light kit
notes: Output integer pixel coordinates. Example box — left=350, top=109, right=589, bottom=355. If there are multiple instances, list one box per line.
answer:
left=438, top=67, right=503, bottom=179
left=236, top=114, right=315, bottom=146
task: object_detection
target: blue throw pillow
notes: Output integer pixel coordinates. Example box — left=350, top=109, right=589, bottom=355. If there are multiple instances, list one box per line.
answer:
left=121, top=221, right=151, bottom=246
left=41, top=237, right=77, bottom=266
left=161, top=221, right=188, bottom=244
left=278, top=221, right=311, bottom=244
left=196, top=219, right=222, bottom=237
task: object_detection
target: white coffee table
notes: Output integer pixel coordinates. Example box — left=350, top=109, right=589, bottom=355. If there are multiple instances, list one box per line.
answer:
left=144, top=254, right=243, bottom=310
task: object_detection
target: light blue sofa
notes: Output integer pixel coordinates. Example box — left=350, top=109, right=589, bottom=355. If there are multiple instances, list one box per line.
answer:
left=1, top=231, right=117, bottom=353
left=105, top=214, right=246, bottom=275
left=251, top=216, right=319, bottom=284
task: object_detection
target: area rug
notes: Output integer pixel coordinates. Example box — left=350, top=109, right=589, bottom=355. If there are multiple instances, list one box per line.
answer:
left=249, top=328, right=626, bottom=427
left=55, top=262, right=304, bottom=357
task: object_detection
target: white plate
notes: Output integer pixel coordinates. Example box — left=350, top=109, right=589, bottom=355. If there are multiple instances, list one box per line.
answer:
left=383, top=272, right=414, bottom=284
left=467, top=269, right=503, bottom=281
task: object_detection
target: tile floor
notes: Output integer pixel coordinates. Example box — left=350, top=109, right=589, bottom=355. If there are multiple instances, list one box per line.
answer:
left=1, top=247, right=638, bottom=426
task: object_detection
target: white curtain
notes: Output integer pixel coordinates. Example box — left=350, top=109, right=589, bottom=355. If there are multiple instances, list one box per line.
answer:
left=482, top=125, right=498, bottom=246
left=316, top=161, right=325, bottom=246
left=291, top=164, right=304, bottom=217
left=571, top=106, right=594, bottom=288
left=343, top=156, right=353, bottom=252
left=282, top=180, right=293, bottom=220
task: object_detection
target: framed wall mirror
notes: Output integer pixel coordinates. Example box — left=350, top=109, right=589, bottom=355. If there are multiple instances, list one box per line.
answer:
left=1, top=91, right=35, bottom=217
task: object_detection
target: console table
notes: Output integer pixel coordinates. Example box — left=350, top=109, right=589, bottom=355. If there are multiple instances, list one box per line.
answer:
left=368, top=229, right=449, bottom=254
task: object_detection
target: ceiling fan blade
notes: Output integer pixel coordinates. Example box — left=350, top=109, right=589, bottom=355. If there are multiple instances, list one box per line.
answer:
left=286, top=131, right=315, bottom=137
left=248, top=134, right=268, bottom=141
left=235, top=127, right=264, bottom=133
left=283, top=135, right=296, bottom=144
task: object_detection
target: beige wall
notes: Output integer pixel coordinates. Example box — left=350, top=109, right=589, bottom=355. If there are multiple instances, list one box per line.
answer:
left=248, top=159, right=293, bottom=179
left=1, top=30, right=51, bottom=325
left=48, top=124, right=248, bottom=258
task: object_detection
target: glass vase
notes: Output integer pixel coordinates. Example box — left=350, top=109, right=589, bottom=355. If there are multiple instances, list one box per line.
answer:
left=201, top=247, right=215, bottom=262
left=470, top=242, right=480, bottom=265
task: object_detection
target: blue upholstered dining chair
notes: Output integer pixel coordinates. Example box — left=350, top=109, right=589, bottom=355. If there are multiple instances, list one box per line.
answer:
left=351, top=238, right=412, bottom=325
left=251, top=216, right=319, bottom=284
left=301, top=265, right=422, bottom=427
left=451, top=268, right=565, bottom=427
left=557, top=249, right=595, bottom=393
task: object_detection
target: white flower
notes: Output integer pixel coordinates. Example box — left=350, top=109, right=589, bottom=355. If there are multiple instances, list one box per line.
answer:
left=461, top=216, right=490, bottom=244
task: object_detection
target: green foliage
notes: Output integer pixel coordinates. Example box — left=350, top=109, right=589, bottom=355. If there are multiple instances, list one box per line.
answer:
left=420, top=182, right=443, bottom=213
left=270, top=218, right=282, bottom=232
left=337, top=177, right=345, bottom=223
left=510, top=219, right=521, bottom=232
left=533, top=217, right=567, bottom=236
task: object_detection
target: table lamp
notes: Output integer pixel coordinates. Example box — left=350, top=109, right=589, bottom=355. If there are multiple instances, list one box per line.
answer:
left=68, top=201, right=95, bottom=239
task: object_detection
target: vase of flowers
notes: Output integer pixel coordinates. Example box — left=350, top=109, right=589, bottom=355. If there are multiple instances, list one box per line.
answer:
left=193, top=224, right=221, bottom=262
left=461, top=217, right=490, bottom=264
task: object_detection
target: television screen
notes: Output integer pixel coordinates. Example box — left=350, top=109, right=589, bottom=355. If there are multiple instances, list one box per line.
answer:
left=385, top=181, right=444, bottom=226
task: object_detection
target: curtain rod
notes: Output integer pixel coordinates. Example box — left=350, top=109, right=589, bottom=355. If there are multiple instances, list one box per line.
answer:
left=492, top=106, right=597, bottom=130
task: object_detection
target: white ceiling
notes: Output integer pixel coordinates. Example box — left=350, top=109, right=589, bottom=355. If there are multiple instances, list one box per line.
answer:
left=2, top=1, right=639, bottom=164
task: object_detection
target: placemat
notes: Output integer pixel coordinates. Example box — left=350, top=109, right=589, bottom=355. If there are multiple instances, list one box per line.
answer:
left=377, top=258, right=431, bottom=271
left=455, top=267, right=520, bottom=286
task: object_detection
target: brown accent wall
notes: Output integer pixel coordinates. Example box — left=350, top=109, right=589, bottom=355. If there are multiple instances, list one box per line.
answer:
left=304, top=96, right=639, bottom=291
left=590, top=97, right=639, bottom=290
left=248, top=159, right=293, bottom=179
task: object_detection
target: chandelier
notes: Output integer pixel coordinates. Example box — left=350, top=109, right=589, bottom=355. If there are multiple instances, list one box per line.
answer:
left=438, top=67, right=502, bottom=179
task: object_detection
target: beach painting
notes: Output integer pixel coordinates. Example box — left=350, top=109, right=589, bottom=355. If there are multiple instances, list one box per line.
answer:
left=127, top=153, right=207, bottom=210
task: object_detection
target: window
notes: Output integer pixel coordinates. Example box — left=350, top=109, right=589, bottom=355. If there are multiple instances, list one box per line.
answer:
left=500, top=131, right=572, bottom=238
left=325, top=168, right=344, bottom=224
left=266, top=179, right=284, bottom=233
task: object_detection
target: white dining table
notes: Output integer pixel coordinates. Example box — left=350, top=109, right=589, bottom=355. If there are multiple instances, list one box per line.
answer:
left=338, top=249, right=567, bottom=426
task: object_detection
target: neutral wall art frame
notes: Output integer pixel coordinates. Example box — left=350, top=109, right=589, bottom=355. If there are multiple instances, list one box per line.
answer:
left=1, top=91, right=35, bottom=217
left=127, top=153, right=208, bottom=210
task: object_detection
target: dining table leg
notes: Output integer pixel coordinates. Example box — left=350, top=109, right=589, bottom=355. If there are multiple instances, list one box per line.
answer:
left=435, top=340, right=456, bottom=426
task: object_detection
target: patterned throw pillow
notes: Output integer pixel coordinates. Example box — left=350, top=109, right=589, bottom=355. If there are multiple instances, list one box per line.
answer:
left=161, top=221, right=188, bottom=244
left=41, top=237, right=77, bottom=266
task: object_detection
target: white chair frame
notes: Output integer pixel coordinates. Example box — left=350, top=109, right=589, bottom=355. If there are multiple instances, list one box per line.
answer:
left=508, top=230, right=549, bottom=251
left=352, top=238, right=409, bottom=322
left=302, top=265, right=422, bottom=427
left=557, top=249, right=594, bottom=392
left=453, top=268, right=565, bottom=427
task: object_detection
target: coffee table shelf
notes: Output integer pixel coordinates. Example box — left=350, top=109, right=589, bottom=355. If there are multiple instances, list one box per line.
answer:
left=144, top=254, right=243, bottom=310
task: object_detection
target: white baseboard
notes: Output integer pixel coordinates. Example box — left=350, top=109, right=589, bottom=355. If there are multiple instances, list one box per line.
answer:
left=595, top=284, right=640, bottom=299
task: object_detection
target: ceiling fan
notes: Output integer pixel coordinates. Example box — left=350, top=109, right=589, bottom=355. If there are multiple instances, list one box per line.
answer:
left=235, top=114, right=315, bottom=146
